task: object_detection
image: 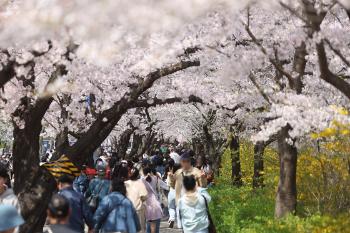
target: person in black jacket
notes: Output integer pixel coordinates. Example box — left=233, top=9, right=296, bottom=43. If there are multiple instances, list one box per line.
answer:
left=44, top=194, right=78, bottom=233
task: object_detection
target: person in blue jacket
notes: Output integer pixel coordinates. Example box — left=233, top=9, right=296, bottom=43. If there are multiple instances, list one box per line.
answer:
left=85, top=167, right=111, bottom=212
left=73, top=166, right=89, bottom=194
left=57, top=175, right=94, bottom=233
left=93, top=178, right=141, bottom=233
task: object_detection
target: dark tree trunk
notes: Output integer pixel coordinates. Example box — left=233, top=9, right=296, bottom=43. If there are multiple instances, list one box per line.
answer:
left=52, top=129, right=70, bottom=160
left=12, top=96, right=57, bottom=233
left=116, top=127, right=135, bottom=159
left=143, top=132, right=157, bottom=156
left=253, top=142, right=265, bottom=188
left=52, top=94, right=72, bottom=160
left=192, top=138, right=205, bottom=157
left=129, top=133, right=142, bottom=158
left=230, top=135, right=242, bottom=187
left=275, top=126, right=297, bottom=218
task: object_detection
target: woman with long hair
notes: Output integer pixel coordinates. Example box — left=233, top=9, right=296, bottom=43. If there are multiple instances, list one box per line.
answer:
left=125, top=168, right=148, bottom=233
left=142, top=167, right=164, bottom=233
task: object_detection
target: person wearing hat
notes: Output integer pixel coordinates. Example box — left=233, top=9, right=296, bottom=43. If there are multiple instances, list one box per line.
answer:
left=57, top=175, right=94, bottom=233
left=85, top=166, right=110, bottom=212
left=0, top=205, right=24, bottom=233
left=169, top=152, right=207, bottom=228
left=43, top=194, right=78, bottom=233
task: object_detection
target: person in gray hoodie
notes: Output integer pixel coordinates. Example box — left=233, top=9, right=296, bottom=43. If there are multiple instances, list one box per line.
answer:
left=0, top=166, right=19, bottom=211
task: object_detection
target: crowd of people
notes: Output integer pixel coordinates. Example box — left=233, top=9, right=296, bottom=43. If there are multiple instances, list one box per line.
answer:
left=0, top=145, right=216, bottom=233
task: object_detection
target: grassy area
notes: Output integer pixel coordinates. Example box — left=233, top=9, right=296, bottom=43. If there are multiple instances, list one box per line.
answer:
left=208, top=142, right=350, bottom=233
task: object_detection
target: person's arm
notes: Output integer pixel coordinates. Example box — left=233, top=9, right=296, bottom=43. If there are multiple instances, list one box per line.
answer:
left=124, top=201, right=141, bottom=233
left=82, top=196, right=94, bottom=230
left=139, top=182, right=148, bottom=202
left=169, top=169, right=177, bottom=189
left=159, top=178, right=169, bottom=191
left=198, top=170, right=208, bottom=188
left=93, top=197, right=110, bottom=232
left=198, top=188, right=212, bottom=203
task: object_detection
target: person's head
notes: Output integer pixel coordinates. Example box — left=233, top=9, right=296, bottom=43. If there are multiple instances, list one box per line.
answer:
left=173, top=164, right=181, bottom=174
left=0, top=166, right=10, bottom=192
left=196, top=156, right=207, bottom=167
left=113, top=164, right=129, bottom=181
left=57, top=175, right=74, bottom=190
left=96, top=166, right=106, bottom=178
left=120, top=160, right=128, bottom=168
left=143, top=166, right=155, bottom=183
left=47, top=194, right=70, bottom=225
left=0, top=205, right=24, bottom=233
left=127, top=160, right=134, bottom=169
left=111, top=178, right=126, bottom=196
left=141, top=158, right=150, bottom=168
left=129, top=168, right=140, bottom=181
left=132, top=156, right=139, bottom=164
left=183, top=175, right=197, bottom=192
left=180, top=152, right=192, bottom=171
left=165, top=159, right=175, bottom=174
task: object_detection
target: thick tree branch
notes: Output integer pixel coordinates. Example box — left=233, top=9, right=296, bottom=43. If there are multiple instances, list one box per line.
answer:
left=133, top=95, right=243, bottom=113
left=67, top=58, right=200, bottom=166
left=316, top=40, right=350, bottom=100
left=324, top=38, right=350, bottom=67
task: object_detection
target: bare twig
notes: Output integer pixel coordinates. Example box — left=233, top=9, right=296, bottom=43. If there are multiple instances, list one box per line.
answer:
left=248, top=72, right=273, bottom=105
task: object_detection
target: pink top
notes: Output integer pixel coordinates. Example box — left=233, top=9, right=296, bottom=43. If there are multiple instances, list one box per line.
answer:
left=142, top=178, right=163, bottom=221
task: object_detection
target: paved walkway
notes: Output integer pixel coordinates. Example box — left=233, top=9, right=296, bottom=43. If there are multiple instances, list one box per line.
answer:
left=159, top=221, right=182, bottom=233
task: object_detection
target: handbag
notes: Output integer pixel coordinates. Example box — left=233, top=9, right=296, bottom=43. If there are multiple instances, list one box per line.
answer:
left=87, top=181, right=104, bottom=211
left=202, top=195, right=217, bottom=233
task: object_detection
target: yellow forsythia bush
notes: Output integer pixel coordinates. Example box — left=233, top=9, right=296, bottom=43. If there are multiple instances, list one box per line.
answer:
left=211, top=134, right=350, bottom=233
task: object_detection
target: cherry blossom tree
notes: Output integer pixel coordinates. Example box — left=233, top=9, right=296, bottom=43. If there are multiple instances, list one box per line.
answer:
left=1, top=0, right=350, bottom=231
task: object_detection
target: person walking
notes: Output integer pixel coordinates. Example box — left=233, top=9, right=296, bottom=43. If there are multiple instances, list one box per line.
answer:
left=125, top=168, right=148, bottom=233
left=196, top=156, right=214, bottom=187
left=165, top=163, right=181, bottom=228
left=43, top=194, right=79, bottom=233
left=85, top=167, right=111, bottom=212
left=169, top=152, right=207, bottom=227
left=169, top=153, right=207, bottom=202
left=0, top=205, right=24, bottom=233
left=0, top=167, right=19, bottom=211
left=178, top=175, right=212, bottom=233
left=142, top=167, right=164, bottom=233
left=57, top=175, right=94, bottom=233
left=93, top=178, right=140, bottom=233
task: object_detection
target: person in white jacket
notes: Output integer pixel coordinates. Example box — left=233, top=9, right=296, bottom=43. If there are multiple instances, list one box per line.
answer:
left=178, top=175, right=211, bottom=233
left=0, top=167, right=20, bottom=211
